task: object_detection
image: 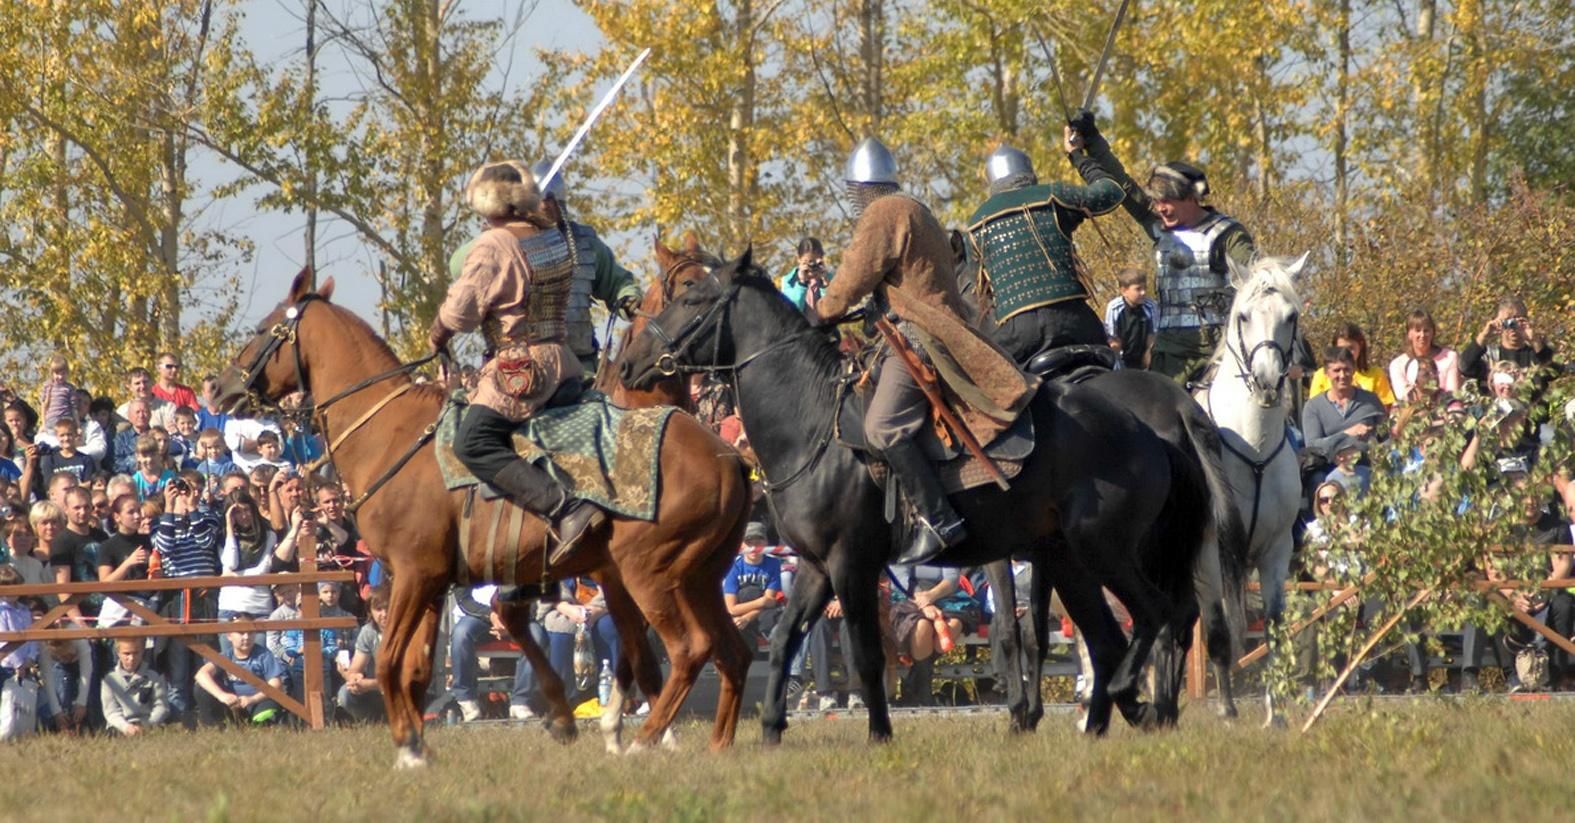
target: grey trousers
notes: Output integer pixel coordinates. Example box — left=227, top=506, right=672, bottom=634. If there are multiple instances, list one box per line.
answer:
left=864, top=350, right=928, bottom=451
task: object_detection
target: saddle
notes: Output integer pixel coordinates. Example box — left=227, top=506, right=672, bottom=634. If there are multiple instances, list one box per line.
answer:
left=1024, top=343, right=1120, bottom=384
left=834, top=369, right=1034, bottom=495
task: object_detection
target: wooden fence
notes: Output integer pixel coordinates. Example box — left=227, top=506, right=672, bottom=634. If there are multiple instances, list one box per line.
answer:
left=0, top=571, right=358, bottom=729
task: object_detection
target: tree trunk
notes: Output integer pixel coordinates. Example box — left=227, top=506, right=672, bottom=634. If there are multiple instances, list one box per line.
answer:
left=725, top=0, right=756, bottom=250
left=158, top=127, right=184, bottom=353
left=417, top=0, right=447, bottom=335
left=1411, top=0, right=1439, bottom=189
left=303, top=0, right=318, bottom=279
left=859, top=0, right=884, bottom=132
left=1333, top=0, right=1351, bottom=268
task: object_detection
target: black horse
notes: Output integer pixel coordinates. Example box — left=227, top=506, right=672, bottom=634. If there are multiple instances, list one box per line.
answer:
left=621, top=250, right=1216, bottom=739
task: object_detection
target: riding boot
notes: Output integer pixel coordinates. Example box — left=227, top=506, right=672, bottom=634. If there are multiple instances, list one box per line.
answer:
left=492, top=460, right=608, bottom=566
left=882, top=439, right=967, bottom=566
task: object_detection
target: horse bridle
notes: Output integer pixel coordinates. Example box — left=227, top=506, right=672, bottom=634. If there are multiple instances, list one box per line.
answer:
left=637, top=273, right=842, bottom=492
left=233, top=296, right=442, bottom=513
left=1227, top=303, right=1298, bottom=399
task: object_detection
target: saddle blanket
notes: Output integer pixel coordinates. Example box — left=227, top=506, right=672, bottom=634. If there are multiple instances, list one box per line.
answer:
left=435, top=391, right=675, bottom=521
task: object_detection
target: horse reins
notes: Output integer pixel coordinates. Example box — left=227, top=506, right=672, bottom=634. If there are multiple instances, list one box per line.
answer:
left=1209, top=294, right=1298, bottom=545
left=234, top=296, right=444, bottom=514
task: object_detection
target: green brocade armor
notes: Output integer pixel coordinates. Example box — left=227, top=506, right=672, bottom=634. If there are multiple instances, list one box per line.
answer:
left=966, top=179, right=1123, bottom=323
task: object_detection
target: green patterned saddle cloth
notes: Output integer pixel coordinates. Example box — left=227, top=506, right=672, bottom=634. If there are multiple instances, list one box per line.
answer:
left=435, top=391, right=675, bottom=521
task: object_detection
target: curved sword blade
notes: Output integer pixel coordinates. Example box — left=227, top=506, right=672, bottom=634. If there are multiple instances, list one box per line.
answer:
left=539, top=47, right=652, bottom=194
left=1082, top=0, right=1132, bottom=112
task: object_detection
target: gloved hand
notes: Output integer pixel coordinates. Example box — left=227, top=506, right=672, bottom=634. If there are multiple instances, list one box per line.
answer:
left=427, top=319, right=453, bottom=356
left=616, top=294, right=640, bottom=321
left=1066, top=109, right=1107, bottom=153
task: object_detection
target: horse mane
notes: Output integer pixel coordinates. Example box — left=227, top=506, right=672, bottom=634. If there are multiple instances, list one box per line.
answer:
left=728, top=264, right=846, bottom=389
left=1234, top=255, right=1303, bottom=308
left=318, top=300, right=449, bottom=404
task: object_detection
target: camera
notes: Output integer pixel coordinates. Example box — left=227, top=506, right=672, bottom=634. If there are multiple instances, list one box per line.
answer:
left=1502, top=317, right=1520, bottom=330
left=169, top=478, right=190, bottom=494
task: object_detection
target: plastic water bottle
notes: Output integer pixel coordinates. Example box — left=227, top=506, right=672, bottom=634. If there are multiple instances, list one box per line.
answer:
left=597, top=659, right=613, bottom=706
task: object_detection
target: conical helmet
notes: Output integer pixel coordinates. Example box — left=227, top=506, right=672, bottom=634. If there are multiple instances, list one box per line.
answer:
left=529, top=160, right=567, bottom=201
left=845, top=137, right=898, bottom=185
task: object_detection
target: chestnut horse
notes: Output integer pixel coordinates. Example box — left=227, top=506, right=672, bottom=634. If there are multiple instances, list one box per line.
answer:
left=214, top=269, right=751, bottom=767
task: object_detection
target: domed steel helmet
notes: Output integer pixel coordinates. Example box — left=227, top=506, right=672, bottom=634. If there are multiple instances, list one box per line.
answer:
left=845, top=137, right=898, bottom=185
left=529, top=160, right=567, bottom=202
left=985, top=145, right=1036, bottom=189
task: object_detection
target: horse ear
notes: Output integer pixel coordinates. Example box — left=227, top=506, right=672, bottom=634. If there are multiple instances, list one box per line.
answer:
left=722, top=245, right=753, bottom=283
left=652, top=228, right=671, bottom=258
left=682, top=230, right=701, bottom=257
left=318, top=276, right=336, bottom=302
left=1226, top=256, right=1252, bottom=290
left=1284, top=251, right=1311, bottom=281
left=287, top=266, right=314, bottom=302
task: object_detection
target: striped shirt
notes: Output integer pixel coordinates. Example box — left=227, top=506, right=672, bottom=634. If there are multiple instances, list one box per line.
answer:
left=151, top=510, right=222, bottom=578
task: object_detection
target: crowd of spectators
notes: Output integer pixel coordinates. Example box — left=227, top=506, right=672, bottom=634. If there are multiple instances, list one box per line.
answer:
left=0, top=355, right=391, bottom=737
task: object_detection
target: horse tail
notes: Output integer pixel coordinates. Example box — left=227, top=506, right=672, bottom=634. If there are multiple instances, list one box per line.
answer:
left=1180, top=404, right=1250, bottom=660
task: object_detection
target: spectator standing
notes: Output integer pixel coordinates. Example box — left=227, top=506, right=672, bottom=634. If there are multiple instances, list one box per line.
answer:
left=1308, top=323, right=1397, bottom=408
left=116, top=368, right=175, bottom=432
left=150, top=480, right=221, bottom=722
left=167, top=407, right=199, bottom=470
left=112, top=400, right=155, bottom=475
left=223, top=416, right=282, bottom=473
left=1302, top=347, right=1387, bottom=463
left=150, top=353, right=199, bottom=411
left=217, top=491, right=300, bottom=653
left=51, top=487, right=108, bottom=626
left=38, top=418, right=97, bottom=485
left=96, top=495, right=154, bottom=626
left=337, top=586, right=389, bottom=723
left=100, top=638, right=170, bottom=736
left=193, top=430, right=236, bottom=495
left=0, top=427, right=37, bottom=506
left=252, top=430, right=293, bottom=472
left=3, top=519, right=48, bottom=588
left=779, top=238, right=835, bottom=313
left=36, top=353, right=78, bottom=429
left=1388, top=309, right=1461, bottom=402
left=195, top=376, right=230, bottom=434
left=130, top=435, right=176, bottom=501
left=1460, top=296, right=1557, bottom=385
left=1103, top=268, right=1159, bottom=370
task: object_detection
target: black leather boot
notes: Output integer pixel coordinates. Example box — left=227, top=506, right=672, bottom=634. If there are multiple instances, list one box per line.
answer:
left=882, top=439, right=967, bottom=566
left=493, top=460, right=608, bottom=565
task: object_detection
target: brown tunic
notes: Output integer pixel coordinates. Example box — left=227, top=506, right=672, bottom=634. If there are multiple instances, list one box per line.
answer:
left=438, top=227, right=583, bottom=422
left=818, top=195, right=1039, bottom=442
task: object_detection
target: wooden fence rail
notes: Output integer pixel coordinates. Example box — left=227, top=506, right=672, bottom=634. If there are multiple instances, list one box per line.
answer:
left=0, top=571, right=358, bottom=729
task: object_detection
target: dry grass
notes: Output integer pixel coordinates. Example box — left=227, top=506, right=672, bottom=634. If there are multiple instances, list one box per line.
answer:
left=2, top=699, right=1572, bottom=822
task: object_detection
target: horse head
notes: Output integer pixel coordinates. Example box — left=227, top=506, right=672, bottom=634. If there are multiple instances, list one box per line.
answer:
left=594, top=232, right=720, bottom=405
left=620, top=247, right=765, bottom=390
left=1223, top=253, right=1306, bottom=409
left=213, top=266, right=337, bottom=414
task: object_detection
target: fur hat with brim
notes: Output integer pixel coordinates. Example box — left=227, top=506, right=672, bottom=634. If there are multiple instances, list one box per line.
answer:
left=465, top=160, right=541, bottom=220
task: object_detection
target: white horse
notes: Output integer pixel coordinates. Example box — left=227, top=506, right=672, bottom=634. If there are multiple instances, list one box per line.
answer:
left=1198, top=253, right=1307, bottom=726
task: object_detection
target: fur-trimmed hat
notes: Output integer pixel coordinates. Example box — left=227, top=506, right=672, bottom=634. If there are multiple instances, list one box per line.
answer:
left=1144, top=160, right=1209, bottom=201
left=465, top=160, right=541, bottom=220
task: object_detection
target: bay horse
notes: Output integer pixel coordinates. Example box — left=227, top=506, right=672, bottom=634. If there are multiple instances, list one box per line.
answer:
left=214, top=269, right=752, bottom=767
left=620, top=250, right=1215, bottom=739
left=1196, top=254, right=1308, bottom=725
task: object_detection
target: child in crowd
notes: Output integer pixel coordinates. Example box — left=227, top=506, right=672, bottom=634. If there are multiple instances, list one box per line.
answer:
left=722, top=523, right=784, bottom=651
left=0, top=565, right=38, bottom=686
left=38, top=418, right=97, bottom=485
left=1104, top=268, right=1159, bottom=371
left=337, top=586, right=388, bottom=723
left=37, top=631, right=92, bottom=734
left=266, top=583, right=306, bottom=702
left=1325, top=442, right=1372, bottom=499
left=100, top=638, right=170, bottom=735
left=132, top=434, right=176, bottom=501
left=193, top=429, right=236, bottom=494
left=167, top=407, right=199, bottom=470
left=36, top=353, right=78, bottom=429
left=254, top=430, right=293, bottom=472
left=194, top=619, right=288, bottom=726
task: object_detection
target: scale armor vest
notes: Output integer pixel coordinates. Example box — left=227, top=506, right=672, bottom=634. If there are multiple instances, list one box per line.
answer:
left=481, top=228, right=575, bottom=349
left=564, top=222, right=600, bottom=361
left=1154, top=212, right=1241, bottom=331
left=968, top=196, right=1089, bottom=323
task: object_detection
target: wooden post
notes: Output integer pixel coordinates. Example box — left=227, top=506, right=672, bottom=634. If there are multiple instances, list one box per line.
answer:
left=302, top=586, right=326, bottom=729
left=1187, top=619, right=1206, bottom=699
left=1302, top=588, right=1432, bottom=733
left=1238, top=573, right=1377, bottom=669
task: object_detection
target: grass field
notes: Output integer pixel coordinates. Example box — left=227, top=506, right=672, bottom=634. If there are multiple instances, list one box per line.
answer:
left=3, top=698, right=1572, bottom=822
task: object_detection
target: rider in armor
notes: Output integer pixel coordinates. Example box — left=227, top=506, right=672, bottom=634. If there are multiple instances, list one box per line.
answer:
left=965, top=144, right=1126, bottom=365
left=447, top=163, right=642, bottom=377
left=430, top=161, right=607, bottom=564
left=1064, top=111, right=1256, bottom=382
left=813, top=138, right=1039, bottom=566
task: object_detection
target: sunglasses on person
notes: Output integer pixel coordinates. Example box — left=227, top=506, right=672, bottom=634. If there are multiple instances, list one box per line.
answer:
left=161, top=363, right=181, bottom=370
left=1317, top=495, right=1340, bottom=505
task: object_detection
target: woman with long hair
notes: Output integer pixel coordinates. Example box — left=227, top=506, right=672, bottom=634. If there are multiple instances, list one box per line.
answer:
left=1388, top=309, right=1460, bottom=402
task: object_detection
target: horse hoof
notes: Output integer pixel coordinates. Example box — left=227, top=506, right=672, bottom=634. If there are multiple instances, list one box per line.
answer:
left=762, top=725, right=784, bottom=747
left=393, top=748, right=429, bottom=770
left=1217, top=703, right=1239, bottom=720
left=547, top=719, right=578, bottom=745
left=625, top=739, right=650, bottom=756
left=660, top=728, right=679, bottom=751
left=602, top=734, right=623, bottom=755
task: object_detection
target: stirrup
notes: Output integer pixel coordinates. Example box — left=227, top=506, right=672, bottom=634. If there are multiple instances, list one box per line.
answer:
left=893, top=516, right=966, bottom=566
left=546, top=499, right=608, bottom=565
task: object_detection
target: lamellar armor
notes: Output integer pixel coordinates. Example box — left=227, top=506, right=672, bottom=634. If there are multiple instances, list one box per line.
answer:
left=1153, top=211, right=1243, bottom=331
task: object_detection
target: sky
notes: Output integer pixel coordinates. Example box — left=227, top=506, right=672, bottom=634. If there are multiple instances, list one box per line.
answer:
left=213, top=0, right=604, bottom=331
